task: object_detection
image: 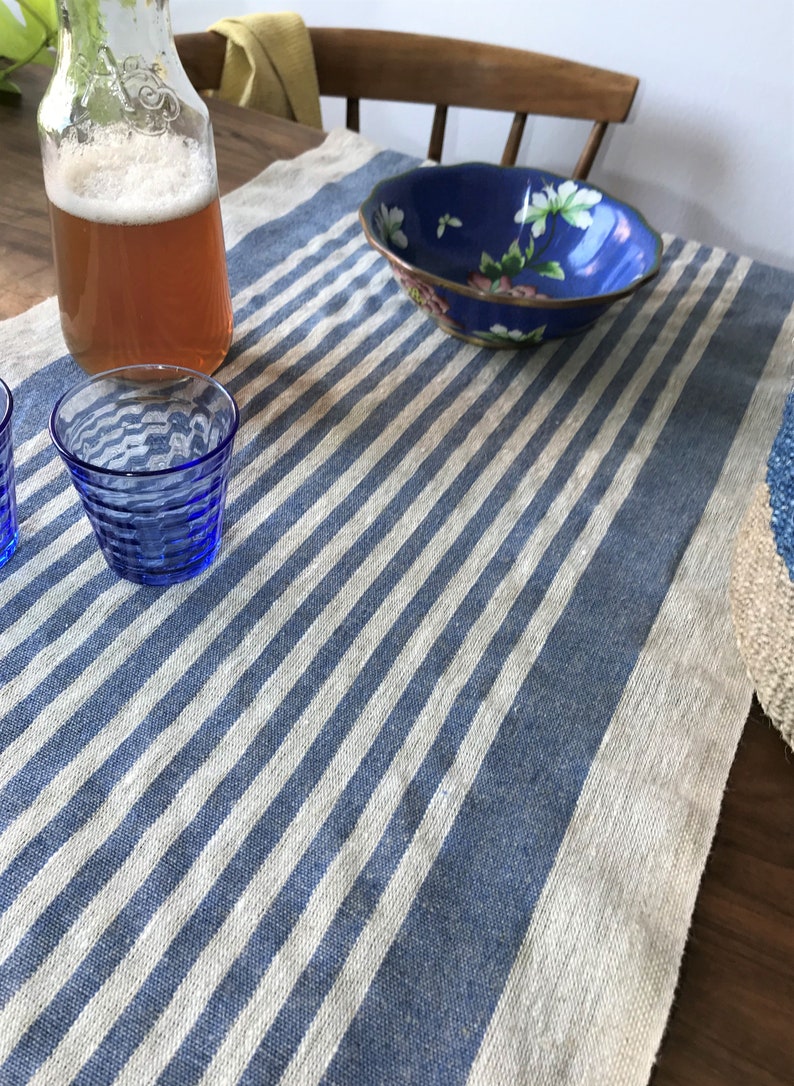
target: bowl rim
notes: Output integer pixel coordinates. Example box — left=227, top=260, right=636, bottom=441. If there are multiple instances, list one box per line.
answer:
left=358, top=161, right=664, bottom=311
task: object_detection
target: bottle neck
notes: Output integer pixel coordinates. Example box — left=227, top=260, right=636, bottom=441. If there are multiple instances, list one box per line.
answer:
left=45, top=0, right=205, bottom=139
left=56, top=1, right=177, bottom=70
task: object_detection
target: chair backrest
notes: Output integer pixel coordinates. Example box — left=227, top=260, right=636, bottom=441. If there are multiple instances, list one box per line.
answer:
left=175, top=27, right=639, bottom=180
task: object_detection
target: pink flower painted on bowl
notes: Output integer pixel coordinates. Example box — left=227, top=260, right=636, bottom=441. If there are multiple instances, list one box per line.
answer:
left=394, top=267, right=464, bottom=331
left=395, top=267, right=450, bottom=318
left=467, top=271, right=549, bottom=300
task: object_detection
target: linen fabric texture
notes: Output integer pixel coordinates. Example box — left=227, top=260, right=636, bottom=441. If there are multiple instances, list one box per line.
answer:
left=0, top=129, right=792, bottom=1085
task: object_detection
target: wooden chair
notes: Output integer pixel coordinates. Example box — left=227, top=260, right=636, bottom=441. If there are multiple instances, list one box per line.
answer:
left=175, top=27, right=639, bottom=180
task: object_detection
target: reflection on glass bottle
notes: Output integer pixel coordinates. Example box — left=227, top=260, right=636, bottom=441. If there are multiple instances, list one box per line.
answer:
left=38, top=1, right=233, bottom=376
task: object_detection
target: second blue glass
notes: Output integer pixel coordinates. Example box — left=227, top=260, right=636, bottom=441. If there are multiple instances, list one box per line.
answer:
left=0, top=377, right=19, bottom=569
left=49, top=365, right=239, bottom=585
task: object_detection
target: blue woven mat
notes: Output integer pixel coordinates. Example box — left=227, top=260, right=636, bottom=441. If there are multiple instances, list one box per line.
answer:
left=768, top=389, right=794, bottom=579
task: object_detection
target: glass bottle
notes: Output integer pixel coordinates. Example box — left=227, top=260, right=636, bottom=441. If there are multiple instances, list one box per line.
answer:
left=37, top=1, right=233, bottom=376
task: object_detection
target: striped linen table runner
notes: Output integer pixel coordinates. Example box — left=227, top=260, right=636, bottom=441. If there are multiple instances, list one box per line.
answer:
left=0, top=129, right=792, bottom=1086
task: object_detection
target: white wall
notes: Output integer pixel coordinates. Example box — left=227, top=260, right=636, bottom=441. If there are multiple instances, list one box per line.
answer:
left=170, top=0, right=794, bottom=272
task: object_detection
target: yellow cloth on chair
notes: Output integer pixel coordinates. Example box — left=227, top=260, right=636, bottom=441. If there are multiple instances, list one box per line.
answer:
left=208, top=12, right=322, bottom=128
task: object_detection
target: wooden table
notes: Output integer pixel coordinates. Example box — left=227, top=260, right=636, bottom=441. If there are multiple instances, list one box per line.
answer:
left=2, top=63, right=792, bottom=1086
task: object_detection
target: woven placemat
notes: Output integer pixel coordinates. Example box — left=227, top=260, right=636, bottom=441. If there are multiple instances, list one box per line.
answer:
left=730, top=474, right=794, bottom=749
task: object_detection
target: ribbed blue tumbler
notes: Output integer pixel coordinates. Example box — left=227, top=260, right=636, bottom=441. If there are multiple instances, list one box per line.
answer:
left=50, top=365, right=239, bottom=585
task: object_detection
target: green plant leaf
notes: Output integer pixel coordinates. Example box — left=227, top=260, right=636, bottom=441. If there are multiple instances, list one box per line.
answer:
left=0, top=0, right=58, bottom=74
left=23, top=0, right=59, bottom=29
left=532, top=261, right=565, bottom=280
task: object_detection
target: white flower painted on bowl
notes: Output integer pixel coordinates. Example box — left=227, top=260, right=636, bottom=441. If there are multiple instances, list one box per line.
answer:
left=477, top=324, right=547, bottom=345
left=514, top=180, right=603, bottom=238
left=374, top=203, right=408, bottom=249
left=437, top=213, right=463, bottom=238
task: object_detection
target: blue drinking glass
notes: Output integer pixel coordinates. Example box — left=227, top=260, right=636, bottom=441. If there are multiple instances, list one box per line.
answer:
left=0, top=377, right=19, bottom=569
left=49, top=365, right=239, bottom=586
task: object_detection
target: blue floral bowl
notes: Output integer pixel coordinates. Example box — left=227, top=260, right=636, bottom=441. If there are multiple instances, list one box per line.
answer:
left=359, top=163, right=663, bottom=347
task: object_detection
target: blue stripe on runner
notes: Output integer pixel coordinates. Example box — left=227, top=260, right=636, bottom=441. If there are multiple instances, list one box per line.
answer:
left=321, top=257, right=793, bottom=1085
left=227, top=294, right=423, bottom=486
left=12, top=446, right=65, bottom=498
left=229, top=226, right=371, bottom=331
left=227, top=238, right=388, bottom=383
left=2, top=555, right=130, bottom=680
left=7, top=354, right=84, bottom=447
